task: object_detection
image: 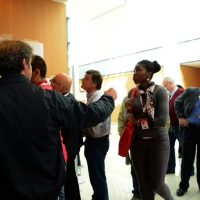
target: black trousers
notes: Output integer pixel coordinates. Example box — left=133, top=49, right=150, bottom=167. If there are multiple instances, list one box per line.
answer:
left=179, top=124, right=200, bottom=190
left=64, top=157, right=81, bottom=200
left=131, top=135, right=172, bottom=200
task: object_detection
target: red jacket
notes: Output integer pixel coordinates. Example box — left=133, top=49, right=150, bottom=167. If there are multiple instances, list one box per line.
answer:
left=37, top=79, right=52, bottom=90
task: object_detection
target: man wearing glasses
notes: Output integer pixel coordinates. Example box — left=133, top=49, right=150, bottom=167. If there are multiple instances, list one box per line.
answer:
left=50, top=75, right=71, bottom=95
left=51, top=73, right=83, bottom=200
left=162, top=77, right=184, bottom=174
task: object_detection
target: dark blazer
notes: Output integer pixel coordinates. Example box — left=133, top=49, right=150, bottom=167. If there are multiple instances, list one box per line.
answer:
left=61, top=93, right=83, bottom=159
left=174, top=87, right=200, bottom=118
left=0, top=73, right=114, bottom=200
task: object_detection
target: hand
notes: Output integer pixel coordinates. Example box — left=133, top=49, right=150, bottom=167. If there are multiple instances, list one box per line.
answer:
left=104, top=88, right=117, bottom=100
left=126, top=113, right=138, bottom=125
left=179, top=118, right=189, bottom=127
left=125, top=98, right=134, bottom=111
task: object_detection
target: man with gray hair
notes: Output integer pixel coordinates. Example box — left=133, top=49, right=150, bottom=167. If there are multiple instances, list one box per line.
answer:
left=162, top=77, right=184, bottom=174
left=0, top=39, right=117, bottom=200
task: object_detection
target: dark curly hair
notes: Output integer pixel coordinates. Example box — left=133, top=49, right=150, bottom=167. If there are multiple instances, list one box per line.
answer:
left=137, top=60, right=161, bottom=78
left=0, top=39, right=33, bottom=76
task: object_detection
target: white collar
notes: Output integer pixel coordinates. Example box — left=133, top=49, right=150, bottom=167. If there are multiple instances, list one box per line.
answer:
left=169, top=86, right=178, bottom=99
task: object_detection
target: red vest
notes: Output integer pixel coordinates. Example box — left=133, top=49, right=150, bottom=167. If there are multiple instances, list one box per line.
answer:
left=169, top=88, right=184, bottom=125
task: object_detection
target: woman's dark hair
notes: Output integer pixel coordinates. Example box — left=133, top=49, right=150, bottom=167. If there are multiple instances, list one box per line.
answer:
left=137, top=60, right=161, bottom=78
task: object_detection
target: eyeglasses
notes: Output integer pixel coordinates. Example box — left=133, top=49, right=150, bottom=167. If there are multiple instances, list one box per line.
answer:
left=50, top=78, right=60, bottom=85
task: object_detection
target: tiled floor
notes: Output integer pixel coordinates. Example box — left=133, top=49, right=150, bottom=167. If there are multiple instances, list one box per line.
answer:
left=78, top=123, right=199, bottom=200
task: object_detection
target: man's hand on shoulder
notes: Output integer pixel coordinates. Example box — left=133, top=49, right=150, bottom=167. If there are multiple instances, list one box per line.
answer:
left=104, top=88, right=117, bottom=100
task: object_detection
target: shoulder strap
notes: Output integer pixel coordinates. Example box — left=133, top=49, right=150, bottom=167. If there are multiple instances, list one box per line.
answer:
left=131, top=87, right=136, bottom=97
left=128, top=87, right=136, bottom=112
left=128, top=87, right=136, bottom=98
left=128, top=87, right=136, bottom=97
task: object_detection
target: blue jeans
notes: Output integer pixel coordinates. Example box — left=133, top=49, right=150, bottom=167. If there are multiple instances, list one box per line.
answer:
left=167, top=124, right=183, bottom=172
left=179, top=124, right=200, bottom=190
left=84, top=135, right=109, bottom=200
left=129, top=152, right=142, bottom=199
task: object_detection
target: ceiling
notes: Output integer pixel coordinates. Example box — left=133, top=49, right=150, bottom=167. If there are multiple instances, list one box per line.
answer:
left=51, top=0, right=200, bottom=69
left=65, top=0, right=126, bottom=20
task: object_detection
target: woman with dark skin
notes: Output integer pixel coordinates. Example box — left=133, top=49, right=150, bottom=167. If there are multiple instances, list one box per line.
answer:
left=125, top=60, right=174, bottom=200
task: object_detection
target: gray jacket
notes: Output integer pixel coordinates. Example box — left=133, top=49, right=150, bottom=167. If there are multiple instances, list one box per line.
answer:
left=174, top=87, right=200, bottom=118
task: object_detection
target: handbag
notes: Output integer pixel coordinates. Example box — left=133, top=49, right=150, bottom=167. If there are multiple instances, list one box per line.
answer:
left=118, top=87, right=136, bottom=157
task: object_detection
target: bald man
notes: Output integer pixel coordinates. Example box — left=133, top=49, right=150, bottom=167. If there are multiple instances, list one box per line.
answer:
left=50, top=73, right=72, bottom=95
left=51, top=73, right=83, bottom=200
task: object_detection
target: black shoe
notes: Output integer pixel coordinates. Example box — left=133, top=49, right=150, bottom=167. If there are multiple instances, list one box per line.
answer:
left=166, top=170, right=175, bottom=174
left=176, top=188, right=187, bottom=196
left=178, top=153, right=182, bottom=158
left=191, top=171, right=195, bottom=176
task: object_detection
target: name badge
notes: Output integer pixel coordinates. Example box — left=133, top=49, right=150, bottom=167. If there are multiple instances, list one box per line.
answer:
left=140, top=118, right=149, bottom=130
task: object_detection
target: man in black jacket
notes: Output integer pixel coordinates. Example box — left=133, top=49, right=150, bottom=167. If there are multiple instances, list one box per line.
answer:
left=0, top=39, right=117, bottom=200
left=174, top=87, right=200, bottom=196
left=51, top=73, right=83, bottom=200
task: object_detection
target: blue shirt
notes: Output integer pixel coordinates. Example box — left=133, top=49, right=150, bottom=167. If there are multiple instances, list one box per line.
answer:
left=186, top=97, right=200, bottom=125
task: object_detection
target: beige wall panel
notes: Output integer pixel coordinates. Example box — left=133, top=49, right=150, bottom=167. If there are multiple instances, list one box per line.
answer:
left=0, top=0, right=67, bottom=77
left=180, top=65, right=200, bottom=88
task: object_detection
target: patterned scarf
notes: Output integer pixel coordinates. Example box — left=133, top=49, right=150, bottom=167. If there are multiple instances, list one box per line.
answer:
left=138, top=82, right=155, bottom=121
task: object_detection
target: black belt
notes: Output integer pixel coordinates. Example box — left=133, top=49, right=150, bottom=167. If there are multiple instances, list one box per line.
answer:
left=188, top=123, right=200, bottom=129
